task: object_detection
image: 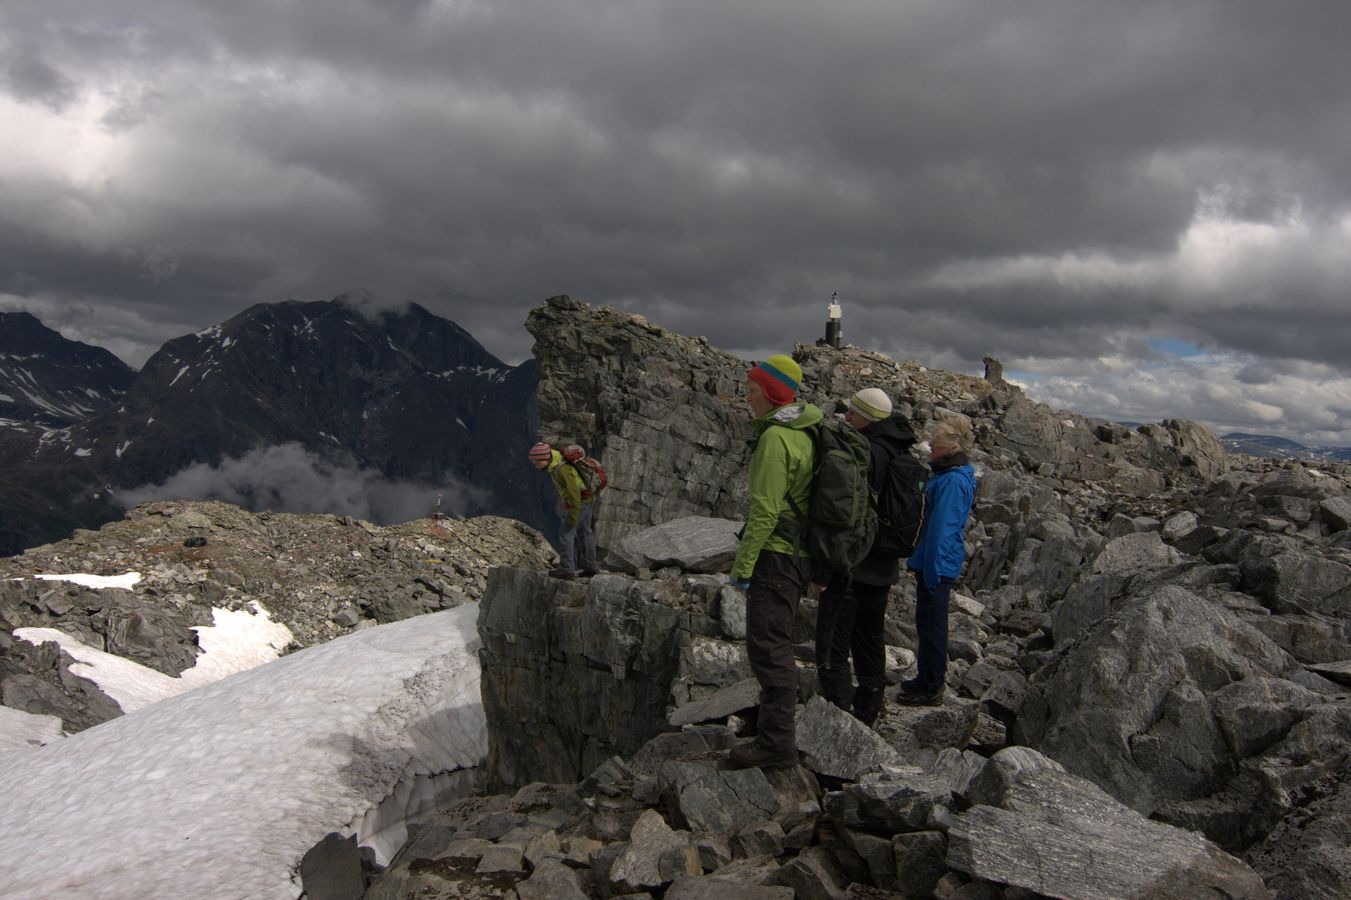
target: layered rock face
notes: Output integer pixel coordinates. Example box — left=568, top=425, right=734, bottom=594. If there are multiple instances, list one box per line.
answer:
left=477, top=567, right=729, bottom=791
left=526, top=296, right=753, bottom=550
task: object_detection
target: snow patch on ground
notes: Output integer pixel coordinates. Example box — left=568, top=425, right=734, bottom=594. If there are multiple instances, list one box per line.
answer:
left=0, top=707, right=63, bottom=754
left=35, top=572, right=142, bottom=590
left=16, top=603, right=293, bottom=713
left=0, top=605, right=485, bottom=899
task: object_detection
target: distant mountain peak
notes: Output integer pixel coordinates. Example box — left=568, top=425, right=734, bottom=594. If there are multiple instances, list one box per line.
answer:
left=1220, top=431, right=1351, bottom=461
left=0, top=311, right=135, bottom=429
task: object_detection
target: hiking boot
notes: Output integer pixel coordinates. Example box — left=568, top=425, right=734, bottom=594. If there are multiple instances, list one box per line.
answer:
left=580, top=567, right=600, bottom=577
left=548, top=568, right=577, bottom=580
left=852, top=686, right=884, bottom=726
left=899, top=677, right=923, bottom=696
left=725, top=741, right=799, bottom=770
left=897, top=684, right=944, bottom=706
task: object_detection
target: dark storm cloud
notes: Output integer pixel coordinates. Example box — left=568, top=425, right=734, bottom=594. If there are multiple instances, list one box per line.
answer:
left=0, top=42, right=78, bottom=110
left=2, top=0, right=1350, bottom=440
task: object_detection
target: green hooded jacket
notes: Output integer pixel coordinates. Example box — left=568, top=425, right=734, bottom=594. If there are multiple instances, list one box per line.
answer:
left=546, top=450, right=587, bottom=524
left=731, top=401, right=822, bottom=580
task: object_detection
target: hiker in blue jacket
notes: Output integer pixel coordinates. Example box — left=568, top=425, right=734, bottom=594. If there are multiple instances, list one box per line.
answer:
left=901, top=414, right=978, bottom=706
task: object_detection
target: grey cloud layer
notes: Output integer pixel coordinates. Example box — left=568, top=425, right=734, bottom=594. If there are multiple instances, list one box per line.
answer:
left=1, top=1, right=1349, bottom=441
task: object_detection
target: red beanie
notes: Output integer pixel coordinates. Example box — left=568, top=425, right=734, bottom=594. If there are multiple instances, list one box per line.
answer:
left=528, top=442, right=552, bottom=462
left=748, top=354, right=802, bottom=406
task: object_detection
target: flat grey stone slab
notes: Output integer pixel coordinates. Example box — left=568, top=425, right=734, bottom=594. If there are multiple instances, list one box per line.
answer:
left=947, top=766, right=1270, bottom=899
left=796, top=696, right=906, bottom=780
left=669, top=678, right=760, bottom=727
left=610, top=517, right=743, bottom=574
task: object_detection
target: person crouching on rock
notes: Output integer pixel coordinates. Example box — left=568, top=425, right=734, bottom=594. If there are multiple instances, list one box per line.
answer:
left=725, top=354, right=820, bottom=769
left=529, top=441, right=599, bottom=579
left=900, top=415, right=977, bottom=707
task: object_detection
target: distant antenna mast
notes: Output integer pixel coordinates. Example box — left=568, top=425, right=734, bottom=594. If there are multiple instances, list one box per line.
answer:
left=825, top=292, right=842, bottom=348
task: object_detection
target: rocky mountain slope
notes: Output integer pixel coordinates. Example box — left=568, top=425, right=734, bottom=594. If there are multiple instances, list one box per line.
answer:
left=0, top=500, right=556, bottom=734
left=0, top=311, right=135, bottom=430
left=6, top=294, right=1350, bottom=897
left=0, top=296, right=553, bottom=556
left=1222, top=431, right=1351, bottom=462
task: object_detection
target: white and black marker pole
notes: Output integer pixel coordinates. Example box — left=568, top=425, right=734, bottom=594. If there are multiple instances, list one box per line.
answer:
left=825, top=291, right=842, bottom=348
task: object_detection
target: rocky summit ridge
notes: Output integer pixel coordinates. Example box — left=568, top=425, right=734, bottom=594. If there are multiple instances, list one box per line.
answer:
left=4, top=294, right=1351, bottom=898
left=526, top=294, right=1228, bottom=553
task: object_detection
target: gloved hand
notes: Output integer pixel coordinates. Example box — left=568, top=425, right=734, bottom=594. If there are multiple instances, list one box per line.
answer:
left=727, top=577, right=751, bottom=592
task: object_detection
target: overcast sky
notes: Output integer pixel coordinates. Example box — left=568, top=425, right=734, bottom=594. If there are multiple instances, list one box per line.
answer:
left=2, top=1, right=1349, bottom=444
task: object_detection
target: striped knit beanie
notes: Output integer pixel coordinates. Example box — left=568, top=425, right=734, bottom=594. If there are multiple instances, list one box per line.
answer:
left=748, top=354, right=802, bottom=406
left=849, top=387, right=892, bottom=422
left=528, top=441, right=552, bottom=462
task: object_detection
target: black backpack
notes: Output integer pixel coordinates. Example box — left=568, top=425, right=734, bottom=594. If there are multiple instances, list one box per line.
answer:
left=871, top=449, right=928, bottom=558
left=775, top=419, right=879, bottom=571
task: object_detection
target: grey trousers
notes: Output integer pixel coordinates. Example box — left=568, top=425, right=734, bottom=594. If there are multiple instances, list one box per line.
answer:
left=558, top=502, right=597, bottom=573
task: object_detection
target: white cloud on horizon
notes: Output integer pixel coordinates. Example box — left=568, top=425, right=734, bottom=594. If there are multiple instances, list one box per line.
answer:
left=114, top=443, right=485, bottom=523
left=1016, top=350, right=1351, bottom=446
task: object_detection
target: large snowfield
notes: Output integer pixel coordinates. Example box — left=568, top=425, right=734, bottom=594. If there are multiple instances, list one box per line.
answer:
left=1, top=573, right=486, bottom=900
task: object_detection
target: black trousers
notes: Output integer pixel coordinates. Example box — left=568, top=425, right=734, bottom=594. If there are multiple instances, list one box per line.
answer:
left=746, top=550, right=809, bottom=753
left=816, top=575, right=891, bottom=709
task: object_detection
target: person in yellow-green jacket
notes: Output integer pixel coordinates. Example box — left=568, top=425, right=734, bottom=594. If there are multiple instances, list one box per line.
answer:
left=530, top=441, right=598, bottom=579
left=725, top=354, right=821, bottom=770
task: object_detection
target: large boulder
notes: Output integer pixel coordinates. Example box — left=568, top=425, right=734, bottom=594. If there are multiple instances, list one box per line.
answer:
left=1017, top=584, right=1314, bottom=815
left=946, top=758, right=1269, bottom=899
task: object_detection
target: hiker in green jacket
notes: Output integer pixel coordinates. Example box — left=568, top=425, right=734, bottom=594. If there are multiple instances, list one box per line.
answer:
left=726, top=354, right=821, bottom=770
left=530, top=441, right=598, bottom=579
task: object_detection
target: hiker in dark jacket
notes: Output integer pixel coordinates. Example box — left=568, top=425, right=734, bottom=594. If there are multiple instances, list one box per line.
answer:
left=815, top=388, right=919, bottom=725
left=529, top=441, right=598, bottom=579
left=726, top=354, right=820, bottom=770
left=901, top=414, right=978, bottom=706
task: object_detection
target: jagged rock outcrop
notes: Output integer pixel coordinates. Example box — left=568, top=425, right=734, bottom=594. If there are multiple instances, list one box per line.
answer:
left=527, top=294, right=1228, bottom=552
left=477, top=567, right=734, bottom=790
left=526, top=296, right=754, bottom=550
